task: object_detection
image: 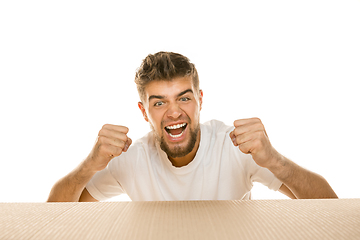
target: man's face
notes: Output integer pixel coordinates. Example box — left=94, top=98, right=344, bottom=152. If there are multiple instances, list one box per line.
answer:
left=138, top=76, right=203, bottom=159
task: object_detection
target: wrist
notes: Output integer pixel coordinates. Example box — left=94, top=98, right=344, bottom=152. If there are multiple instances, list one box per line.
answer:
left=82, top=155, right=101, bottom=174
left=67, top=160, right=97, bottom=187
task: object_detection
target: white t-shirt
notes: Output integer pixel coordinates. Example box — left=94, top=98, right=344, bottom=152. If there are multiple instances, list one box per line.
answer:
left=86, top=120, right=282, bottom=201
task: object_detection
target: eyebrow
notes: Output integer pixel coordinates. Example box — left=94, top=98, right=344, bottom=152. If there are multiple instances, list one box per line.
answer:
left=148, top=89, right=194, bottom=102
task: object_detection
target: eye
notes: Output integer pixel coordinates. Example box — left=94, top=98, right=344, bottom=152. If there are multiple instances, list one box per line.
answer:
left=154, top=101, right=164, bottom=107
left=179, top=97, right=190, bottom=102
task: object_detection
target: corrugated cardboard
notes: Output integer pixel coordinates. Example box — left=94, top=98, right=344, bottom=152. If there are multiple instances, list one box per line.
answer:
left=1, top=199, right=359, bottom=240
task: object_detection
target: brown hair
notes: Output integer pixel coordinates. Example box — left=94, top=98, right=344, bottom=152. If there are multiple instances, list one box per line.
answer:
left=134, top=51, right=199, bottom=102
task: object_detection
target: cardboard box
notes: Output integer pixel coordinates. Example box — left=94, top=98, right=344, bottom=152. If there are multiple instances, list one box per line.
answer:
left=1, top=199, right=359, bottom=239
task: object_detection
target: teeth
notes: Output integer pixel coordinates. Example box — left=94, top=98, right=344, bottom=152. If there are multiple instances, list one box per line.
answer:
left=165, top=123, right=186, bottom=130
left=169, top=131, right=184, bottom=138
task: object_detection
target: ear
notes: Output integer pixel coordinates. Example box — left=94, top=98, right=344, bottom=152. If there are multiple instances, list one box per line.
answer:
left=199, top=90, right=203, bottom=111
left=138, top=102, right=149, bottom=122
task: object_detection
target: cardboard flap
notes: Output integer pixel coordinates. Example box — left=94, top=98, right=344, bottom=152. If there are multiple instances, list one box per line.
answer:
left=1, top=199, right=359, bottom=239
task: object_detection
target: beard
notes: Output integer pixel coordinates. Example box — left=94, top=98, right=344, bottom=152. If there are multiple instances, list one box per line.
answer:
left=151, top=120, right=200, bottom=159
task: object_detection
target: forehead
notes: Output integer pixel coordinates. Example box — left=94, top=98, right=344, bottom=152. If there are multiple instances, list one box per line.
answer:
left=144, top=77, right=195, bottom=101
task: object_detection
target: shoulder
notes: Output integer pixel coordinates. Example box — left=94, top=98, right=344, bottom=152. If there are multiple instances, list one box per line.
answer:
left=199, top=119, right=235, bottom=154
left=129, top=131, right=156, bottom=153
left=201, top=119, right=253, bottom=160
left=199, top=120, right=255, bottom=173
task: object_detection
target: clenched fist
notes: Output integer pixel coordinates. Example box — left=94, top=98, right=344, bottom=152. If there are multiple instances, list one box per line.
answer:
left=229, top=118, right=280, bottom=169
left=86, top=124, right=132, bottom=172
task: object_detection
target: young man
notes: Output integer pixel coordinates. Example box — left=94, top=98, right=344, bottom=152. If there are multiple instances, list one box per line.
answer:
left=47, top=52, right=337, bottom=202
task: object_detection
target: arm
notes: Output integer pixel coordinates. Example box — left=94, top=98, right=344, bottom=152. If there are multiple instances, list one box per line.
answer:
left=47, top=124, right=132, bottom=202
left=269, top=155, right=337, bottom=199
left=47, top=160, right=98, bottom=202
left=230, top=118, right=337, bottom=199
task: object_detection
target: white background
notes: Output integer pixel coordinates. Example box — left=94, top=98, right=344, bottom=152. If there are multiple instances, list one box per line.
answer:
left=1, top=0, right=359, bottom=202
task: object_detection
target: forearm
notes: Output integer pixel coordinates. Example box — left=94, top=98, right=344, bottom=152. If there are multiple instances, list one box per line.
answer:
left=47, top=160, right=96, bottom=202
left=47, top=124, right=131, bottom=202
left=269, top=155, right=338, bottom=199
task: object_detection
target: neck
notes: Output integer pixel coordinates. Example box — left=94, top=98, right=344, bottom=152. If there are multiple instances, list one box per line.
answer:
left=168, top=129, right=201, bottom=167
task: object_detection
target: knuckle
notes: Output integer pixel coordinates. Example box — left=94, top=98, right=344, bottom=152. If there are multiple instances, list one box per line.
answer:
left=119, top=133, right=128, bottom=142
left=253, top=139, right=263, bottom=149
left=116, top=147, right=123, bottom=155
left=98, top=143, right=108, bottom=154
left=234, top=128, right=239, bottom=135
left=102, top=124, right=111, bottom=130
left=255, top=122, right=264, bottom=130
left=255, top=131, right=263, bottom=138
left=239, top=144, right=248, bottom=153
left=98, top=135, right=110, bottom=144
left=234, top=127, right=242, bottom=135
left=98, top=129, right=103, bottom=136
left=97, top=136, right=105, bottom=144
left=122, top=126, right=129, bottom=134
left=233, top=119, right=241, bottom=127
left=98, top=127, right=108, bottom=136
left=112, top=146, right=122, bottom=156
left=118, top=140, right=126, bottom=149
left=253, top=117, right=261, bottom=122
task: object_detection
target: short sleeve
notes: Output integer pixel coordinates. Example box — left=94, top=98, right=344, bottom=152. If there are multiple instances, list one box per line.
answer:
left=248, top=158, right=283, bottom=191
left=86, top=163, right=125, bottom=201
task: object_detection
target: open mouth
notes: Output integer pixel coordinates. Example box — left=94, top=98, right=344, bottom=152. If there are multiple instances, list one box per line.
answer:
left=165, top=123, right=187, bottom=138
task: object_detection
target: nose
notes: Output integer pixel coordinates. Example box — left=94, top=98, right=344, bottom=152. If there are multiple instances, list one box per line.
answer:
left=166, top=102, right=182, bottom=119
